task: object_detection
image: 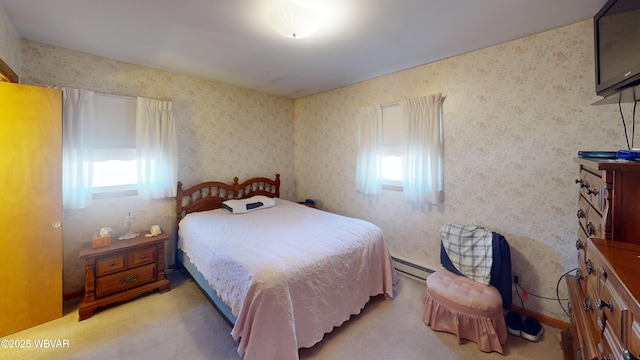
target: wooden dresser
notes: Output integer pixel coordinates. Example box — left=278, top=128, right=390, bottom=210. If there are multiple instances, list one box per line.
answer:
left=574, top=158, right=640, bottom=247
left=78, top=233, right=170, bottom=320
left=564, top=239, right=640, bottom=360
left=563, top=158, right=640, bottom=359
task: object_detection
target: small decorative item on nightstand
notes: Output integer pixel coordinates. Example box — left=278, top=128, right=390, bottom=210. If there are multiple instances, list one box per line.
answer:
left=91, top=234, right=110, bottom=249
left=92, top=227, right=112, bottom=248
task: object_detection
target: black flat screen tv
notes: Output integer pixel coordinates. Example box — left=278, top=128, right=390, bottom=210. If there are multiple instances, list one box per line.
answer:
left=594, top=0, right=640, bottom=97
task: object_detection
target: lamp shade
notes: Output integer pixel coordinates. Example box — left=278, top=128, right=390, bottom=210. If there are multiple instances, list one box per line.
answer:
left=268, top=2, right=320, bottom=39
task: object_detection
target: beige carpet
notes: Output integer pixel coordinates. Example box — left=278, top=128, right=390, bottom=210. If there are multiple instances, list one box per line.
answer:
left=0, top=270, right=564, bottom=359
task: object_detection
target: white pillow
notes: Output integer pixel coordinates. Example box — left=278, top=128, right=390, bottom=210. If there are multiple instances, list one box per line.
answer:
left=222, top=195, right=276, bottom=214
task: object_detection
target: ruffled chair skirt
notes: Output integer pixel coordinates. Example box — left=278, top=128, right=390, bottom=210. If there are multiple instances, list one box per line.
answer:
left=423, top=269, right=507, bottom=353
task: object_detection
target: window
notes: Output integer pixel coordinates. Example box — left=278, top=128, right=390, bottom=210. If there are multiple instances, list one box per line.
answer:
left=356, top=94, right=444, bottom=204
left=92, top=94, right=138, bottom=198
left=381, top=104, right=403, bottom=190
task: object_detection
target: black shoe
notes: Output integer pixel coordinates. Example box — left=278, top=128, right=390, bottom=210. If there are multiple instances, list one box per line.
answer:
left=521, top=317, right=544, bottom=342
left=505, top=311, right=522, bottom=336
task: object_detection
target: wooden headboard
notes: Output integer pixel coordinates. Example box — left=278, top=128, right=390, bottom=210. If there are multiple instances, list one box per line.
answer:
left=175, top=174, right=280, bottom=226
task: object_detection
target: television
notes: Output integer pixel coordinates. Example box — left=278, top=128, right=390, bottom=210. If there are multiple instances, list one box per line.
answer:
left=594, top=0, right=640, bottom=98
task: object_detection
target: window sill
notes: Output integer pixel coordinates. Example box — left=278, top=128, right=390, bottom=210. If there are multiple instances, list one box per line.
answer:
left=383, top=184, right=403, bottom=192
left=93, top=189, right=138, bottom=200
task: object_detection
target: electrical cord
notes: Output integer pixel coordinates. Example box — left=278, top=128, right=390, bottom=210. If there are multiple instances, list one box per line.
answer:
left=513, top=268, right=577, bottom=317
left=619, top=98, right=631, bottom=150
left=632, top=97, right=637, bottom=149
left=555, top=268, right=577, bottom=317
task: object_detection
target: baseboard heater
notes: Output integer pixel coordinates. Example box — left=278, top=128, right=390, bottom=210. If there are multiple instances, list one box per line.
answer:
left=391, top=256, right=433, bottom=281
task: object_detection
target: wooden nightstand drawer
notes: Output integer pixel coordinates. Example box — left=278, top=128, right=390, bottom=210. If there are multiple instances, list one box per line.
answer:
left=96, top=263, right=156, bottom=298
left=96, top=254, right=126, bottom=276
left=127, top=246, right=156, bottom=267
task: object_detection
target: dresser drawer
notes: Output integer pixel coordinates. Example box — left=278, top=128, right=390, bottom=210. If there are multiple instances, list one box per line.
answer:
left=127, top=246, right=156, bottom=267
left=567, top=274, right=600, bottom=360
left=577, top=196, right=591, bottom=233
left=599, top=279, right=628, bottom=343
left=96, top=254, right=126, bottom=276
left=584, top=208, right=603, bottom=239
left=629, top=321, right=640, bottom=358
left=579, top=169, right=606, bottom=214
left=96, top=263, right=156, bottom=298
left=601, top=325, right=624, bottom=360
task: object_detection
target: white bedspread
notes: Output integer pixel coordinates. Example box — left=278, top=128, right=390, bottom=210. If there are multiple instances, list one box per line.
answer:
left=178, top=199, right=395, bottom=360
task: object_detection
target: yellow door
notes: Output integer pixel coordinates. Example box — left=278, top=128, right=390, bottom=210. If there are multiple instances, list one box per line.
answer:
left=0, top=82, right=63, bottom=336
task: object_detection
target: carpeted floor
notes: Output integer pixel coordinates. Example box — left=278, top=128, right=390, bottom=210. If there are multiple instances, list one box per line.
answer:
left=0, top=270, right=564, bottom=359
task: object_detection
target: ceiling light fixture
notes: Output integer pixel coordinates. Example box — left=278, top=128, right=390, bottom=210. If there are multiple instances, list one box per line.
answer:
left=268, top=2, right=320, bottom=39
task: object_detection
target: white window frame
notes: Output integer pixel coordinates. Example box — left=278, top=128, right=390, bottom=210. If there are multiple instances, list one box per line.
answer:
left=381, top=103, right=404, bottom=191
left=92, top=93, right=138, bottom=199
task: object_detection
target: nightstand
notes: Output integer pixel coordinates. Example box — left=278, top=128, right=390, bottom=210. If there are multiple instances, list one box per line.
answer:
left=78, top=233, right=170, bottom=320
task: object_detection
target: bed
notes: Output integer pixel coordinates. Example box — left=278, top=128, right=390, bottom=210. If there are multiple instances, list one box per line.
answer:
left=175, top=174, right=396, bottom=360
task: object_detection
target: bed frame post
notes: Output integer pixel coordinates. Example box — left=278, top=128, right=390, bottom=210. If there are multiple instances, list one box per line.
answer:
left=232, top=177, right=239, bottom=197
left=176, top=181, right=184, bottom=226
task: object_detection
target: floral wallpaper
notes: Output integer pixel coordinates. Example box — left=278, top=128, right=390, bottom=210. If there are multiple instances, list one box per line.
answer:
left=4, top=2, right=635, bottom=322
left=295, top=20, right=631, bottom=321
left=18, top=40, right=295, bottom=295
left=0, top=5, right=21, bottom=77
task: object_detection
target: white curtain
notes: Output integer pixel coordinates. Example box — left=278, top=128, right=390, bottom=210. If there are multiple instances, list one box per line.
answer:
left=401, top=93, right=444, bottom=205
left=355, top=105, right=383, bottom=195
left=136, top=97, right=178, bottom=200
left=61, top=87, right=95, bottom=210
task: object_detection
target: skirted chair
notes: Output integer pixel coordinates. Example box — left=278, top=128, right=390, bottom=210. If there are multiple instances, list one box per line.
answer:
left=423, top=224, right=512, bottom=354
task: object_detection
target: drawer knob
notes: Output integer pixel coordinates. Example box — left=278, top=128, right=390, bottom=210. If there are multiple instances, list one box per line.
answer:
left=576, top=209, right=585, bottom=219
left=597, top=299, right=614, bottom=312
left=576, top=268, right=583, bottom=280
left=119, top=275, right=138, bottom=285
left=575, top=239, right=583, bottom=250
left=575, top=179, right=587, bottom=188
left=583, top=296, right=594, bottom=311
left=110, top=262, right=116, bottom=267
left=586, top=187, right=598, bottom=196
left=141, top=254, right=147, bottom=259
left=586, top=222, right=595, bottom=236
left=586, top=259, right=594, bottom=275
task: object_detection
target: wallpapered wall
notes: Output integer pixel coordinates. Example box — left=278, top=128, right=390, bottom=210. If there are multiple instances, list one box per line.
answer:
left=295, top=20, right=632, bottom=321
left=0, top=5, right=21, bottom=76
left=2, top=2, right=635, bottom=321
left=17, top=40, right=295, bottom=296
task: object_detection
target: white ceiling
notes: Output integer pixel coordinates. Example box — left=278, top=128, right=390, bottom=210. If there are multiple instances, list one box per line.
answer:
left=1, top=0, right=607, bottom=99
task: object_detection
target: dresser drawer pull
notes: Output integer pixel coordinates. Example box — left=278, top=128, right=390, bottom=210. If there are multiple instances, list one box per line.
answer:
left=586, top=259, right=594, bottom=275
left=110, top=262, right=116, bottom=267
left=575, top=179, right=586, bottom=188
left=586, top=187, right=599, bottom=195
left=576, top=268, right=583, bottom=280
left=141, top=254, right=147, bottom=259
left=586, top=222, right=595, bottom=236
left=119, top=275, right=138, bottom=285
left=575, top=239, right=583, bottom=250
left=583, top=296, right=594, bottom=311
left=597, top=299, right=614, bottom=312
left=623, top=349, right=639, bottom=360
left=576, top=209, right=585, bottom=219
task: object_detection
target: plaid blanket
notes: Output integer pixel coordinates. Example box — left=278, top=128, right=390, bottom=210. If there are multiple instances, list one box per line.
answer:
left=440, top=224, right=493, bottom=285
